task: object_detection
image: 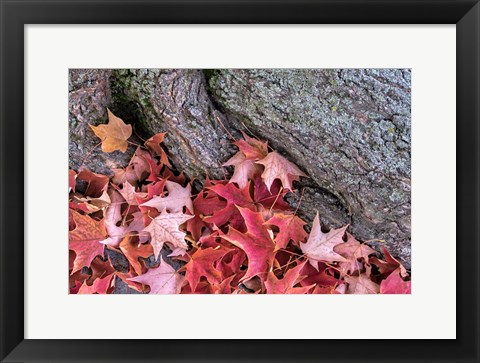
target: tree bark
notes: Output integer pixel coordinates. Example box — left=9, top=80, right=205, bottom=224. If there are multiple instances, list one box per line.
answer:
left=69, top=69, right=137, bottom=175
left=69, top=68, right=411, bottom=267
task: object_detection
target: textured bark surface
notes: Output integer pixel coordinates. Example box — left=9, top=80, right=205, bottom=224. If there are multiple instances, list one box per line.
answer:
left=110, top=69, right=235, bottom=180
left=69, top=69, right=135, bottom=175
left=69, top=68, right=411, bottom=267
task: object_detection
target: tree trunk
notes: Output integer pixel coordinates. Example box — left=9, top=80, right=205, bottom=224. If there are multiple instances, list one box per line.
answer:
left=69, top=68, right=411, bottom=267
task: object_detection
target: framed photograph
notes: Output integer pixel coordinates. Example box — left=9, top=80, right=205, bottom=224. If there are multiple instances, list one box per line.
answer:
left=1, top=0, right=478, bottom=362
left=67, top=67, right=413, bottom=297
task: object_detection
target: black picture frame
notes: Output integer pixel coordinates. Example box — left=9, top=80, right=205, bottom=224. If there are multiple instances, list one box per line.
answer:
left=1, top=1, right=479, bottom=362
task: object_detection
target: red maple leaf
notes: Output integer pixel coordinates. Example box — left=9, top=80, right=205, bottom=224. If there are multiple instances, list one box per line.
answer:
left=214, top=275, right=236, bottom=294
left=116, top=266, right=149, bottom=293
left=218, top=248, right=247, bottom=280
left=334, top=233, right=376, bottom=276
left=101, top=190, right=128, bottom=247
left=78, top=272, right=115, bottom=294
left=111, top=147, right=151, bottom=186
left=203, top=182, right=255, bottom=229
left=184, top=246, right=231, bottom=292
left=300, top=212, right=348, bottom=268
left=69, top=169, right=77, bottom=193
left=252, top=175, right=290, bottom=211
left=69, top=209, right=106, bottom=274
left=115, top=181, right=138, bottom=206
left=197, top=231, right=223, bottom=248
left=223, top=152, right=264, bottom=189
left=380, top=268, right=411, bottom=294
left=370, top=246, right=409, bottom=278
left=141, top=180, right=194, bottom=214
left=186, top=191, right=226, bottom=240
left=89, top=109, right=132, bottom=153
left=129, top=147, right=151, bottom=181
left=119, top=234, right=153, bottom=275
left=128, top=256, right=184, bottom=294
left=220, top=207, right=276, bottom=282
left=146, top=179, right=168, bottom=199
left=144, top=132, right=171, bottom=167
left=69, top=190, right=111, bottom=215
left=160, top=168, right=186, bottom=185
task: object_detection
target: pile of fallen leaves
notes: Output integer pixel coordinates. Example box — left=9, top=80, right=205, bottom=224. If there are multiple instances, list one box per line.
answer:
left=69, top=109, right=411, bottom=294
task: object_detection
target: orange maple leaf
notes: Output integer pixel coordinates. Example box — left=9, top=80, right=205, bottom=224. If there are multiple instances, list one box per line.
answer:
left=89, top=109, right=132, bottom=153
left=69, top=209, right=107, bottom=274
